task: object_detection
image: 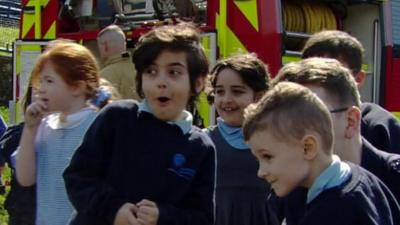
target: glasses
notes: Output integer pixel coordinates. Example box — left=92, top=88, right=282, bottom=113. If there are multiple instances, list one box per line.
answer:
left=329, top=106, right=349, bottom=113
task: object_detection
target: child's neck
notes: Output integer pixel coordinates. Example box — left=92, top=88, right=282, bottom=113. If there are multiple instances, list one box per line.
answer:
left=304, top=153, right=334, bottom=188
left=59, top=99, right=89, bottom=122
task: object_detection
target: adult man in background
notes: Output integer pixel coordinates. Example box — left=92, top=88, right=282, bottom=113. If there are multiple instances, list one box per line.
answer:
left=97, top=25, right=140, bottom=100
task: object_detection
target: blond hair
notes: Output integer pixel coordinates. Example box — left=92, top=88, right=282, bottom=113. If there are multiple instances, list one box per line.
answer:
left=272, top=57, right=361, bottom=108
left=243, top=82, right=334, bottom=154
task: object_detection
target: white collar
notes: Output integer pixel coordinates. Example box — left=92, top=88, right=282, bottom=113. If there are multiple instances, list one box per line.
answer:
left=47, top=107, right=96, bottom=129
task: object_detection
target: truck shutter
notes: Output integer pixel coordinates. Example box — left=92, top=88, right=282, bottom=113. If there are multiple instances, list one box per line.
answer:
left=393, top=0, right=400, bottom=57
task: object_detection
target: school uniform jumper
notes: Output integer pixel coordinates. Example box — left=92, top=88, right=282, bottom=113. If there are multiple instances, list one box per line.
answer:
left=361, top=137, right=400, bottom=201
left=207, top=125, right=277, bottom=225
left=63, top=100, right=216, bottom=225
left=282, top=161, right=400, bottom=225
left=297, top=163, right=400, bottom=225
left=361, top=102, right=400, bottom=153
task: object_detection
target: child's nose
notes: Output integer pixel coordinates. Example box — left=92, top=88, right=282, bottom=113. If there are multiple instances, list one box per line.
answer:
left=37, top=85, right=45, bottom=93
left=222, top=92, right=233, bottom=102
left=257, top=165, right=269, bottom=179
left=156, top=74, right=168, bottom=89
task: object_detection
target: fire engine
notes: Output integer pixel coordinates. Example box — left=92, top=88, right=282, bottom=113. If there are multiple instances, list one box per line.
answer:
left=11, top=0, right=400, bottom=124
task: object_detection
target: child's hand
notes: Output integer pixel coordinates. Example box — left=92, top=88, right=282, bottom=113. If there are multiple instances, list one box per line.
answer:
left=24, top=100, right=48, bottom=128
left=113, top=203, right=140, bottom=225
left=136, top=199, right=159, bottom=225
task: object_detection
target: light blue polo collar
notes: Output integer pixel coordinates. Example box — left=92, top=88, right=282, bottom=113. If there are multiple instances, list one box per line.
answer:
left=217, top=117, right=248, bottom=149
left=138, top=99, right=193, bottom=134
left=307, top=155, right=351, bottom=203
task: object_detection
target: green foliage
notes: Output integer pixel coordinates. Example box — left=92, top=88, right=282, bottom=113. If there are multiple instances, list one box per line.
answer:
left=0, top=167, right=10, bottom=225
left=0, top=26, right=18, bottom=49
left=0, top=106, right=9, bottom=224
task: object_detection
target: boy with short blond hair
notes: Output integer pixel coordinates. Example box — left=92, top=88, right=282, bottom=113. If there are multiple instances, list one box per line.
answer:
left=273, top=57, right=400, bottom=201
left=243, top=81, right=400, bottom=225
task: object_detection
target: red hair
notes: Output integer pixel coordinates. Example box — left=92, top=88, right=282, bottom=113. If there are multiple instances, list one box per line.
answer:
left=31, top=40, right=99, bottom=99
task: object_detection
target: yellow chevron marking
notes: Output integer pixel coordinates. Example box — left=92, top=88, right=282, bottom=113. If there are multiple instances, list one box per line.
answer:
left=216, top=13, right=248, bottom=58
left=225, top=25, right=248, bottom=56
left=34, top=0, right=41, bottom=39
left=394, top=112, right=400, bottom=121
left=216, top=0, right=227, bottom=57
left=43, top=21, right=56, bottom=39
left=21, top=14, right=35, bottom=38
left=42, top=0, right=50, bottom=7
left=234, top=0, right=259, bottom=31
left=21, top=0, right=40, bottom=38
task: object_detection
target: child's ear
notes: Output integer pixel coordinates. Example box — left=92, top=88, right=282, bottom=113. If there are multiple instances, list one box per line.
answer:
left=344, top=106, right=361, bottom=139
left=301, top=135, right=318, bottom=160
left=194, top=75, right=205, bottom=94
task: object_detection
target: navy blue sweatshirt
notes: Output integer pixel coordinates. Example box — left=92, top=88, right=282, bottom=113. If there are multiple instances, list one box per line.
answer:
left=285, top=164, right=400, bottom=225
left=361, top=102, right=400, bottom=153
left=361, top=138, right=400, bottom=201
left=63, top=100, right=216, bottom=225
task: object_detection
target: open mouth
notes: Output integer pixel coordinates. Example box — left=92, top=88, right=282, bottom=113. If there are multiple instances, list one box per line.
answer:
left=157, top=96, right=170, bottom=103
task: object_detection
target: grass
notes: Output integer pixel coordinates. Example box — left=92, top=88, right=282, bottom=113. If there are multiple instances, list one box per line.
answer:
left=0, top=26, right=18, bottom=57
left=0, top=106, right=10, bottom=225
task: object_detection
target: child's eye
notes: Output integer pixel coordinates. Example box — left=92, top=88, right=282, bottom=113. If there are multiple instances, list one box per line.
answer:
left=143, top=68, right=157, bottom=76
left=169, top=69, right=182, bottom=77
left=215, top=89, right=224, bottom=95
left=261, top=154, right=272, bottom=161
left=232, top=90, right=245, bottom=95
left=40, top=78, right=52, bottom=84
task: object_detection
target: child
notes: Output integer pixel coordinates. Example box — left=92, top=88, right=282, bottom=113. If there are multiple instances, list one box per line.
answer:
left=205, top=53, right=277, bottom=225
left=0, top=85, right=36, bottom=225
left=273, top=57, right=400, bottom=201
left=242, top=81, right=400, bottom=225
left=302, top=30, right=400, bottom=153
left=15, top=40, right=100, bottom=225
left=63, top=23, right=216, bottom=225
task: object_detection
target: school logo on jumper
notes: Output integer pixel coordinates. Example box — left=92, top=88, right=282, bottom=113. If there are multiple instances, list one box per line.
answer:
left=168, top=153, right=196, bottom=180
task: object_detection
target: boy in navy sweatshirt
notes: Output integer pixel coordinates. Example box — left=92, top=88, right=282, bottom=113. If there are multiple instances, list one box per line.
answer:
left=271, top=57, right=400, bottom=224
left=63, top=23, right=216, bottom=225
left=273, top=57, right=400, bottom=201
left=243, top=81, right=400, bottom=225
left=302, top=30, right=400, bottom=153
